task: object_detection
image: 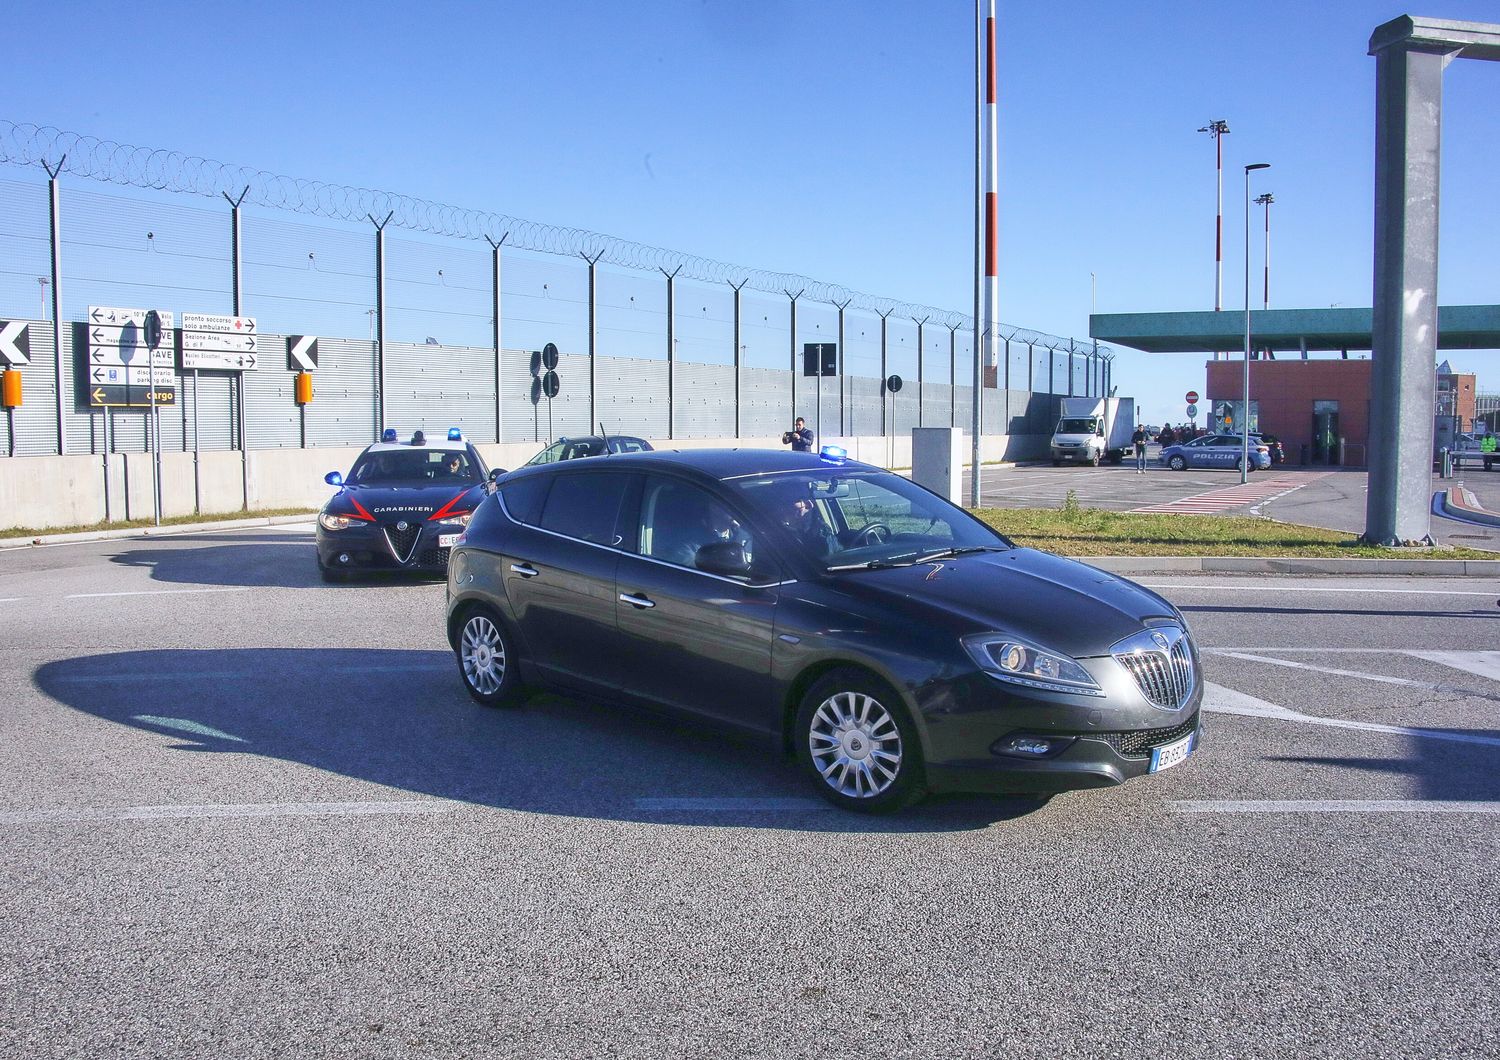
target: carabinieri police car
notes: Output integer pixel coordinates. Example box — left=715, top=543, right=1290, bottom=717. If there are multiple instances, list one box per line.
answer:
left=316, top=428, right=497, bottom=582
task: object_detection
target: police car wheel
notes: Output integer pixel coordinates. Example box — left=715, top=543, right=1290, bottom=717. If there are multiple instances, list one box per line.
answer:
left=456, top=605, right=523, bottom=708
left=1168, top=456, right=1186, bottom=471
left=796, top=668, right=925, bottom=814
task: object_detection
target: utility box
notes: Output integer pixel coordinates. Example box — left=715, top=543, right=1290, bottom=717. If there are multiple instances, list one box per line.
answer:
left=1, top=370, right=20, bottom=408
left=912, top=427, right=965, bottom=504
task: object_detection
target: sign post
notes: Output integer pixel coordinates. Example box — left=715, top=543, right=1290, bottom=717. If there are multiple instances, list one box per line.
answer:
left=886, top=374, right=904, bottom=469
left=541, top=343, right=560, bottom=444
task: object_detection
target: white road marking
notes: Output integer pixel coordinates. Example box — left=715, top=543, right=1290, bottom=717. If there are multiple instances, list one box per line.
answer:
left=1144, top=583, right=1496, bottom=596
left=1209, top=651, right=1499, bottom=700
left=0, top=801, right=457, bottom=825
left=1201, top=682, right=1500, bottom=747
left=50, top=661, right=450, bottom=684
left=132, top=715, right=245, bottom=742
left=636, top=797, right=830, bottom=812
left=1404, top=651, right=1500, bottom=684
left=66, top=587, right=252, bottom=599
left=0, top=597, right=22, bottom=603
left=1171, top=800, right=1500, bottom=814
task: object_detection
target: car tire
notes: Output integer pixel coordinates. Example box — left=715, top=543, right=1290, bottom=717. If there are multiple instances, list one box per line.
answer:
left=795, top=668, right=926, bottom=814
left=1168, top=455, right=1186, bottom=471
left=455, top=604, right=525, bottom=708
left=1089, top=453, right=1101, bottom=467
left=1236, top=457, right=1252, bottom=474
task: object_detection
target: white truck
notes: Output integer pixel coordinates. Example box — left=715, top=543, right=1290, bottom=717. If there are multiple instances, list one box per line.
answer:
left=1050, top=397, right=1136, bottom=466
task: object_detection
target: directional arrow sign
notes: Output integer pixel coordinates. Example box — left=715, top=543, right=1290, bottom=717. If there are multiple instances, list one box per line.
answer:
left=183, top=332, right=256, bottom=353
left=89, top=306, right=173, bottom=330
left=89, top=323, right=147, bottom=353
left=0, top=321, right=30, bottom=365
left=181, top=312, right=256, bottom=335
left=288, top=336, right=319, bottom=371
left=181, top=350, right=258, bottom=371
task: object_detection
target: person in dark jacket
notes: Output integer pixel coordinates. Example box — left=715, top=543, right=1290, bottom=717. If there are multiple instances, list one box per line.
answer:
left=783, top=417, right=814, bottom=452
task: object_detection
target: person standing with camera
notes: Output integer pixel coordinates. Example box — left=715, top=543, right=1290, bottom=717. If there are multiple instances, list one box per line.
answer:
left=783, top=417, right=814, bottom=452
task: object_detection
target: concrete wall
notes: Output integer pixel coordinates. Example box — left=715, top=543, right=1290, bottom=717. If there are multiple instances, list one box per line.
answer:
left=0, top=431, right=1053, bottom=532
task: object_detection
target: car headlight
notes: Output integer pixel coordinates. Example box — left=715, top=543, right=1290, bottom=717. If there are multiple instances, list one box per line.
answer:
left=961, top=634, right=1104, bottom=696
left=319, top=512, right=362, bottom=531
left=436, top=511, right=473, bottom=527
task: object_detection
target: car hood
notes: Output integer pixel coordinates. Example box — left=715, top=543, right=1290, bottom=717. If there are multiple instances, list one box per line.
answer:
left=325, top=483, right=484, bottom=522
left=830, top=547, right=1180, bottom=658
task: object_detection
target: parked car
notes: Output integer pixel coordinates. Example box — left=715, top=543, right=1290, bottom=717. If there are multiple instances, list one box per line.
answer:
left=523, top=435, right=654, bottom=466
left=445, top=447, right=1203, bottom=813
left=1159, top=433, right=1271, bottom=472
left=1256, top=434, right=1286, bottom=465
left=317, top=428, right=497, bottom=582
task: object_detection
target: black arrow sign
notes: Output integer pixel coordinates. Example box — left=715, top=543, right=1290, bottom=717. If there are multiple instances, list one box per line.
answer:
left=91, top=351, right=104, bottom=364
left=245, top=354, right=257, bottom=368
left=245, top=320, right=256, bottom=334
left=246, top=337, right=255, bottom=351
left=90, top=308, right=103, bottom=323
left=92, top=367, right=105, bottom=382
left=92, top=328, right=104, bottom=343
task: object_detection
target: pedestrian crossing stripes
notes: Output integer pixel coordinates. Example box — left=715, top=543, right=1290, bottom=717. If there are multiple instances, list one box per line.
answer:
left=1131, top=473, right=1329, bottom=515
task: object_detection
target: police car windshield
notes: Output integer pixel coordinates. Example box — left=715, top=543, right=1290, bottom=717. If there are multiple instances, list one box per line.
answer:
left=730, top=468, right=1010, bottom=570
left=351, top=449, right=477, bottom=485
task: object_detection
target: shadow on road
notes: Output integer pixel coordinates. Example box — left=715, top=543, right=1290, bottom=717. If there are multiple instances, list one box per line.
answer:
left=33, top=648, right=1043, bottom=834
left=1265, top=738, right=1500, bottom=801
left=1180, top=604, right=1497, bottom=620
left=107, top=538, right=442, bottom=590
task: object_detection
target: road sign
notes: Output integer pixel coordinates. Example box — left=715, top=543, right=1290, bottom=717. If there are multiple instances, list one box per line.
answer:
left=1185, top=389, right=1199, bottom=404
left=803, top=343, right=837, bottom=377
left=542, top=342, right=560, bottom=371
left=542, top=371, right=560, bottom=398
left=89, top=305, right=168, bottom=329
left=0, top=321, right=30, bottom=365
left=886, top=374, right=903, bottom=393
left=86, top=307, right=177, bottom=406
left=88, top=384, right=176, bottom=408
left=181, top=312, right=258, bottom=371
left=1186, top=403, right=1199, bottom=418
left=288, top=336, right=319, bottom=371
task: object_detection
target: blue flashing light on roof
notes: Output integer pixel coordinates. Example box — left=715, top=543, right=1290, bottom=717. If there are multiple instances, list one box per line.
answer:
left=448, top=427, right=463, bottom=441
left=819, top=445, right=848, bottom=465
left=381, top=428, right=398, bottom=443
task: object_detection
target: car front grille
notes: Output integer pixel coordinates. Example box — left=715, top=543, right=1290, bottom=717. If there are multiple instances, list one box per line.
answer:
left=1115, top=637, right=1195, bottom=710
left=1095, top=713, right=1200, bottom=759
left=383, top=522, right=422, bottom=563
left=419, top=547, right=450, bottom=568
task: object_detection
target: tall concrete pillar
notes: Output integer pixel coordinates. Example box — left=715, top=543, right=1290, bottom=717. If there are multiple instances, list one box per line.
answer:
left=1364, top=16, right=1500, bottom=545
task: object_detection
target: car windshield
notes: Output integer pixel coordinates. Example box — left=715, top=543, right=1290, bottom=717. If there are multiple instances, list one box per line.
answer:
left=525, top=439, right=606, bottom=466
left=1056, top=418, right=1096, bottom=433
left=730, top=468, right=1011, bottom=570
left=351, top=448, right=478, bottom=484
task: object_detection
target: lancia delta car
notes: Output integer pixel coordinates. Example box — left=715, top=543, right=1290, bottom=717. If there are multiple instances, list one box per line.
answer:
left=443, top=448, right=1202, bottom=812
left=316, top=429, right=496, bottom=581
left=1159, top=433, right=1271, bottom=472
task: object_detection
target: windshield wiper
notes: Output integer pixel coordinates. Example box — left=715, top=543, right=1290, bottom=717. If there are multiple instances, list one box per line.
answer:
left=825, top=552, right=924, bottom=572
left=907, top=545, right=1010, bottom=564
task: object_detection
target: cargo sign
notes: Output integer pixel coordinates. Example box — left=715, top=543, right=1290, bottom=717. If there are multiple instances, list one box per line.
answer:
left=180, top=312, right=259, bottom=371
left=86, top=306, right=177, bottom=407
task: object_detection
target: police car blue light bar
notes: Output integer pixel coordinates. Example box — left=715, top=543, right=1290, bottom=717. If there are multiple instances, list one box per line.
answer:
left=448, top=428, right=463, bottom=440
left=381, top=428, right=398, bottom=443
left=819, top=445, right=847, bottom=465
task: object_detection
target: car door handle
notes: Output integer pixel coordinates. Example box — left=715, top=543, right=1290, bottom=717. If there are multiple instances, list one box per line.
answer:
left=510, top=563, right=540, bottom=578
left=619, top=592, right=656, bottom=609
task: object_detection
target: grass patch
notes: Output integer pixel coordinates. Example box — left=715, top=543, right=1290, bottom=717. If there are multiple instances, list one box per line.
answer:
left=1, top=507, right=318, bottom=539
left=972, top=505, right=1497, bottom=559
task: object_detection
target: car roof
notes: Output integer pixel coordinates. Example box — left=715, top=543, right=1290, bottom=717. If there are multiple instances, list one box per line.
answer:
left=547, top=435, right=648, bottom=445
left=362, top=441, right=473, bottom=454
left=505, top=447, right=873, bottom=483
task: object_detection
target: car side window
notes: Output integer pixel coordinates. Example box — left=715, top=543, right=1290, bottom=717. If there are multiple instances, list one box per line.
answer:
left=636, top=477, right=754, bottom=573
left=537, top=472, right=630, bottom=546
left=498, top=476, right=549, bottom=526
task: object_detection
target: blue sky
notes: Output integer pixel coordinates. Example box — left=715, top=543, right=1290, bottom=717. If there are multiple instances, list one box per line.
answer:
left=4, top=0, right=1498, bottom=428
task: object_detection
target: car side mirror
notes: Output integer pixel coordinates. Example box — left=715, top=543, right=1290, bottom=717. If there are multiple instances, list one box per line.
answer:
left=325, top=471, right=343, bottom=486
left=695, top=541, right=752, bottom=579
left=489, top=467, right=507, bottom=482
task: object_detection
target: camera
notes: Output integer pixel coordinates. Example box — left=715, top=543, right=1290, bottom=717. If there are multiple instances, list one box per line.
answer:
left=782, top=431, right=794, bottom=445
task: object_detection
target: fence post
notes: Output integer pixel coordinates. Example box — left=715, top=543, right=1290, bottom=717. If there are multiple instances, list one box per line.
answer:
left=833, top=298, right=850, bottom=437
left=662, top=266, right=681, bottom=439
left=947, top=324, right=959, bottom=427
left=43, top=159, right=66, bottom=456
left=368, top=211, right=393, bottom=437
left=1048, top=343, right=1055, bottom=397
left=1067, top=340, right=1076, bottom=398
left=487, top=232, right=509, bottom=444
left=878, top=308, right=894, bottom=437
left=729, top=279, right=746, bottom=439
left=219, top=187, right=249, bottom=511
left=784, top=288, right=803, bottom=428
left=580, top=252, right=602, bottom=435
left=912, top=316, right=929, bottom=428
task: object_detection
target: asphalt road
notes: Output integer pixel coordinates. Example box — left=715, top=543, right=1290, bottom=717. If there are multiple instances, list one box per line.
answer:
left=2, top=527, right=1498, bottom=1058
left=969, top=453, right=1500, bottom=550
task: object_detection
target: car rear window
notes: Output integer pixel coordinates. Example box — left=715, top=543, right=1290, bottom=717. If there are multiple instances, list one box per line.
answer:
left=498, top=476, right=549, bottom=525
left=537, top=472, right=630, bottom=545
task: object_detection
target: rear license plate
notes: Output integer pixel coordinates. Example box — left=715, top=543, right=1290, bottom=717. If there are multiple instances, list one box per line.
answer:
left=1149, top=730, right=1196, bottom=773
left=437, top=534, right=459, bottom=548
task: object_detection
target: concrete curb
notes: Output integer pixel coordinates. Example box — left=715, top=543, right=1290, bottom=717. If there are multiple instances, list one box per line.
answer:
left=1441, top=487, right=1500, bottom=528
left=1078, top=555, right=1500, bottom=576
left=0, top=514, right=315, bottom=550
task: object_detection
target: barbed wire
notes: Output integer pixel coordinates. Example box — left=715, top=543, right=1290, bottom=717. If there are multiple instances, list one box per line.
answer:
left=0, top=120, right=1108, bottom=355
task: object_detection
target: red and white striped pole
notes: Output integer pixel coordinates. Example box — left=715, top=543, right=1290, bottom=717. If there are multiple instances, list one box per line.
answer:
left=1199, top=119, right=1230, bottom=358
left=982, top=0, right=998, bottom=374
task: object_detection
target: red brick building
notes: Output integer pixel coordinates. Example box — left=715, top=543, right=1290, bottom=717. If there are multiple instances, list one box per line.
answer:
left=1204, top=359, right=1476, bottom=466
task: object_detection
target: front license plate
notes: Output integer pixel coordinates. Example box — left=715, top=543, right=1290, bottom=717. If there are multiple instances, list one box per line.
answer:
left=437, top=534, right=459, bottom=548
left=1149, top=730, right=1196, bottom=773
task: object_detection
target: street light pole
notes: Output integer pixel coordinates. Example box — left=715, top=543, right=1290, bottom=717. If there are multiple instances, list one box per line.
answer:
left=1199, top=119, right=1230, bottom=359
left=1255, top=191, right=1274, bottom=313
left=1243, top=162, right=1270, bottom=484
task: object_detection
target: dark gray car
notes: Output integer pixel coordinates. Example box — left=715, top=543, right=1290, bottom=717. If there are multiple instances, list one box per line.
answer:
left=445, top=449, right=1202, bottom=812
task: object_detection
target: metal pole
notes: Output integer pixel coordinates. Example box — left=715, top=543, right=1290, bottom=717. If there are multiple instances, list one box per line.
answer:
left=878, top=309, right=893, bottom=438
left=1026, top=342, right=1034, bottom=393
left=970, top=0, right=983, bottom=506
left=583, top=252, right=602, bottom=436
left=1048, top=344, right=1055, bottom=396
left=1243, top=163, right=1270, bottom=484
left=913, top=317, right=929, bottom=428
left=369, top=211, right=393, bottom=437
left=980, top=0, right=999, bottom=498
left=487, top=233, right=509, bottom=444
left=784, top=288, right=803, bottom=428
left=192, top=369, right=201, bottom=512
left=834, top=299, right=850, bottom=437
left=662, top=266, right=680, bottom=440
left=1067, top=341, right=1075, bottom=397
left=44, top=159, right=66, bottom=456
left=225, top=188, right=248, bottom=509
left=730, top=279, right=746, bottom=438
left=102, top=410, right=111, bottom=522
left=948, top=324, right=959, bottom=427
